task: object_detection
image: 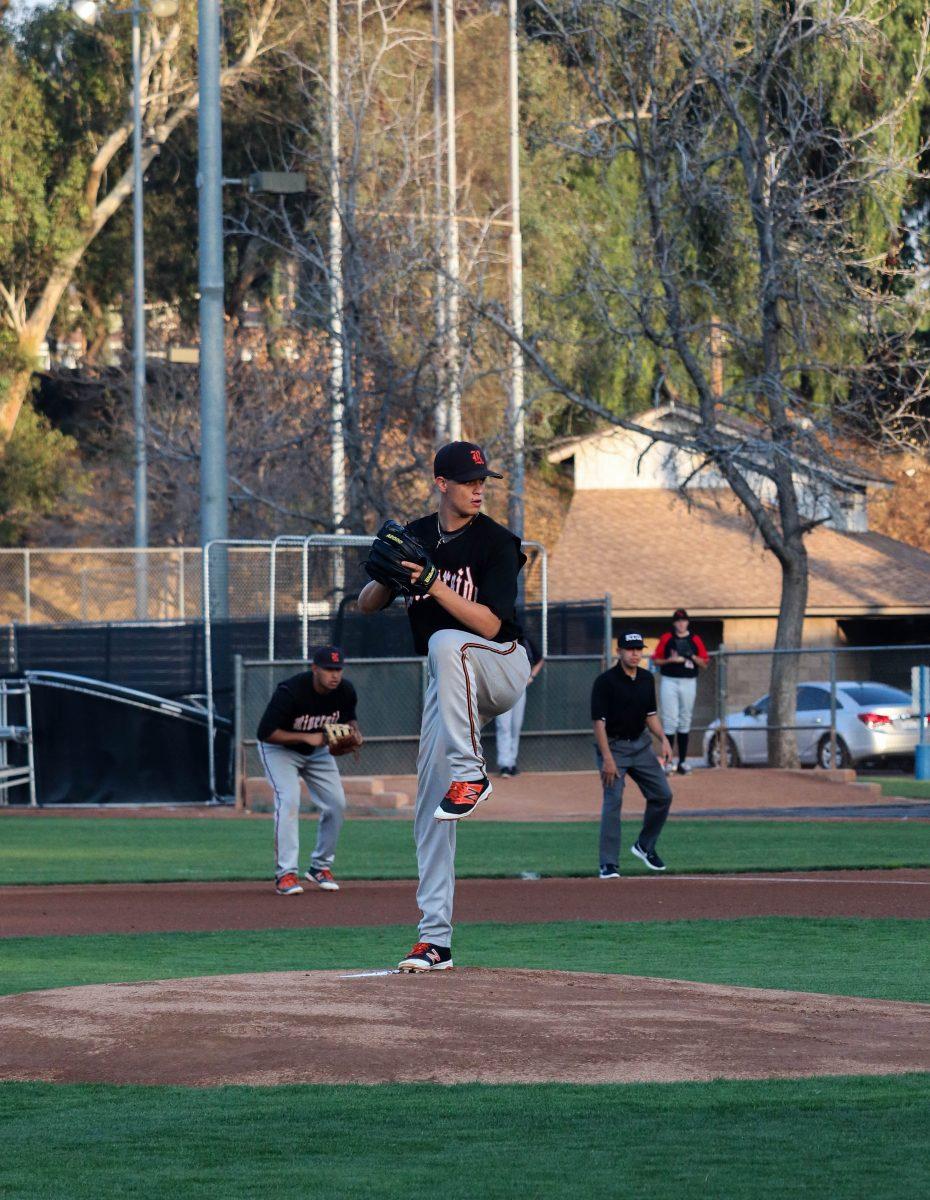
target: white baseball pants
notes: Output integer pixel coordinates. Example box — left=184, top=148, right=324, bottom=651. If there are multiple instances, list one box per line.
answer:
left=259, top=742, right=347, bottom=878
left=414, top=629, right=530, bottom=946
left=660, top=675, right=698, bottom=734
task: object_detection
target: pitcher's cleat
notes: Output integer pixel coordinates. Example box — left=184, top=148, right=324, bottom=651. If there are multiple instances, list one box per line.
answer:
left=305, top=866, right=340, bottom=891
left=398, top=942, right=454, bottom=972
left=434, top=777, right=492, bottom=821
left=275, top=872, right=304, bottom=895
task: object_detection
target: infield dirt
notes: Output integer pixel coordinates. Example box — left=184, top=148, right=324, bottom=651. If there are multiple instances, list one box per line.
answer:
left=2, top=870, right=930, bottom=937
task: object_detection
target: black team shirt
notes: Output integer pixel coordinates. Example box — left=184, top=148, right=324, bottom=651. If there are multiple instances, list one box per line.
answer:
left=590, top=664, right=658, bottom=741
left=402, top=512, right=525, bottom=656
left=257, top=672, right=358, bottom=756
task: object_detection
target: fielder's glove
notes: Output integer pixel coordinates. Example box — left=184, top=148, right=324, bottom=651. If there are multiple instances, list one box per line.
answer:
left=364, top=519, right=439, bottom=595
left=323, top=722, right=362, bottom=758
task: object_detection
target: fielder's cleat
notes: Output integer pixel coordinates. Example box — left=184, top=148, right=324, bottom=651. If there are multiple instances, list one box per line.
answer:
left=275, top=872, right=304, bottom=895
left=434, top=777, right=492, bottom=821
left=676, top=761, right=692, bottom=775
left=305, top=866, right=340, bottom=891
left=631, top=841, right=666, bottom=871
left=599, top=863, right=621, bottom=879
left=398, top=942, right=453, bottom=972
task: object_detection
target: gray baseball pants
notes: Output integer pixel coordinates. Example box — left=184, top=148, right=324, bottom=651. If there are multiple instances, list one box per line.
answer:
left=259, top=742, right=347, bottom=878
left=494, top=688, right=527, bottom=769
left=414, top=628, right=531, bottom=946
left=597, top=731, right=673, bottom=866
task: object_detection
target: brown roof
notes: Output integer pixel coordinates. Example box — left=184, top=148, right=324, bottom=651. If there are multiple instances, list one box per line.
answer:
left=549, top=489, right=930, bottom=616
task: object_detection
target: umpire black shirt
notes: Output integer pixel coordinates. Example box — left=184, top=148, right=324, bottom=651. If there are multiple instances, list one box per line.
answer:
left=590, top=664, right=658, bottom=741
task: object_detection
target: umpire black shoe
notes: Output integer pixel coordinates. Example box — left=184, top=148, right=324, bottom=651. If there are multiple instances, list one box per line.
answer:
left=434, top=777, right=492, bottom=820
left=631, top=841, right=666, bottom=871
left=599, top=864, right=620, bottom=879
left=398, top=942, right=454, bottom=972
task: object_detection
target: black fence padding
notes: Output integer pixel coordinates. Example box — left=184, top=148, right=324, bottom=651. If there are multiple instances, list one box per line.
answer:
left=15, top=621, right=209, bottom=699
left=25, top=675, right=230, bottom=804
left=13, top=600, right=608, bottom=713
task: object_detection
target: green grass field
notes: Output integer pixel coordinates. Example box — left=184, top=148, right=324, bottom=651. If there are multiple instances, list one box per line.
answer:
left=2, top=917, right=927, bottom=1001
left=3, top=818, right=928, bottom=1198
left=1, top=1075, right=928, bottom=1199
left=860, top=775, right=930, bottom=799
left=2, top=816, right=930, bottom=884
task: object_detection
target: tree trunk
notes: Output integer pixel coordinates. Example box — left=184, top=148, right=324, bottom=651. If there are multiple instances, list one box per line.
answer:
left=767, top=537, right=809, bottom=768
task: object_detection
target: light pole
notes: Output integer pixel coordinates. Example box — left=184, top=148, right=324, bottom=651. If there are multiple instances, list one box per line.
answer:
left=197, top=0, right=229, bottom=583
left=506, top=0, right=525, bottom=539
left=443, top=0, right=462, bottom=440
left=72, top=0, right=178, bottom=619
left=328, top=0, right=347, bottom=536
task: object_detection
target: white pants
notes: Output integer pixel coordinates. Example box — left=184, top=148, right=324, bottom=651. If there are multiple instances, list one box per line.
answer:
left=414, top=629, right=530, bottom=946
left=494, top=689, right=527, bottom=769
left=259, top=742, right=346, bottom=878
left=659, top=675, right=697, bottom=734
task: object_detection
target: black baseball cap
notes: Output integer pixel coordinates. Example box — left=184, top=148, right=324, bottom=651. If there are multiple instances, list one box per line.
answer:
left=672, top=608, right=689, bottom=621
left=312, top=646, right=344, bottom=668
left=619, top=631, right=645, bottom=650
left=433, top=441, right=503, bottom=483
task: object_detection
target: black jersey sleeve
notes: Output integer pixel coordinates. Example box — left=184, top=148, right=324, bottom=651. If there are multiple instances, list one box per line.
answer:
left=342, top=681, right=358, bottom=723
left=590, top=673, right=609, bottom=722
left=475, top=535, right=522, bottom=622
left=256, top=683, right=298, bottom=741
left=645, top=671, right=658, bottom=714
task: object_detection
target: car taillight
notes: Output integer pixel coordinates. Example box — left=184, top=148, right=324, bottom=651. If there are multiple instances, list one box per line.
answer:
left=857, top=712, right=892, bottom=729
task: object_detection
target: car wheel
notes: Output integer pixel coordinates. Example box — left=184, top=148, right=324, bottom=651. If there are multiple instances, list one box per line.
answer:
left=817, top=734, right=850, bottom=770
left=707, top=732, right=740, bottom=768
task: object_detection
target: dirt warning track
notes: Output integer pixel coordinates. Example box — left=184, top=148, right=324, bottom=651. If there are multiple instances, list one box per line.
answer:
left=3, top=869, right=929, bottom=938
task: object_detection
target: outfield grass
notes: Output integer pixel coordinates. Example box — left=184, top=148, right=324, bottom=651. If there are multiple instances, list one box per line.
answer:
left=860, top=775, right=930, bottom=800
left=1, top=918, right=926, bottom=1002
left=1, top=1075, right=927, bottom=1199
left=2, top=816, right=930, bottom=884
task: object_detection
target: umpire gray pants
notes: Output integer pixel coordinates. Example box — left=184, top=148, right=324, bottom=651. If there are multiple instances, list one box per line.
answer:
left=597, top=731, right=673, bottom=866
left=259, top=742, right=347, bottom=879
left=415, top=628, right=531, bottom=947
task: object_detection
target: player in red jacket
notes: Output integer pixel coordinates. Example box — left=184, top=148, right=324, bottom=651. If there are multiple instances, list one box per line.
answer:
left=652, top=609, right=709, bottom=774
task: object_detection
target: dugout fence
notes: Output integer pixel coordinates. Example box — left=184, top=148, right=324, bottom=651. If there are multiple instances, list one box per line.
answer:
left=235, top=653, right=610, bottom=805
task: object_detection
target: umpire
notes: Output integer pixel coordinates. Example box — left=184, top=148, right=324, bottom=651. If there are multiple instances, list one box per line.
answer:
left=591, top=630, right=674, bottom=878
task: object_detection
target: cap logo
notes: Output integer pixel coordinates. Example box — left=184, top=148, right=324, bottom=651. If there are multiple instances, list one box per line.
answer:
left=470, top=450, right=485, bottom=465
left=330, top=652, right=339, bottom=662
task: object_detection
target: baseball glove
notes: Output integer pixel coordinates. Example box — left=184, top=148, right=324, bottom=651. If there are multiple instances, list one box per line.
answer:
left=323, top=722, right=361, bottom=758
left=364, top=519, right=439, bottom=595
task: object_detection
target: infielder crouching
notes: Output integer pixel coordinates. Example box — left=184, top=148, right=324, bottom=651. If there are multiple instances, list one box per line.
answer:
left=256, top=645, right=362, bottom=895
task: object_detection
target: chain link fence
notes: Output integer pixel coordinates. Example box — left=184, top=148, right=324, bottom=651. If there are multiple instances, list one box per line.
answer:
left=0, top=548, right=204, bottom=625
left=236, top=653, right=608, bottom=801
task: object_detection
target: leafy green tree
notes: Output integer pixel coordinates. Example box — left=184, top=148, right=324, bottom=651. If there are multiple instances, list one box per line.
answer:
left=0, top=0, right=285, bottom=452
left=0, top=398, right=82, bottom=544
left=514, top=0, right=930, bottom=766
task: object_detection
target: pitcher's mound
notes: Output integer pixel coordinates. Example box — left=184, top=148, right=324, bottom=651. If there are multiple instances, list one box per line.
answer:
left=1, top=969, right=928, bottom=1086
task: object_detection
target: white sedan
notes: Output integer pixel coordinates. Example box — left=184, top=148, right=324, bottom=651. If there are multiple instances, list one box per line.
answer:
left=703, top=681, right=927, bottom=769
